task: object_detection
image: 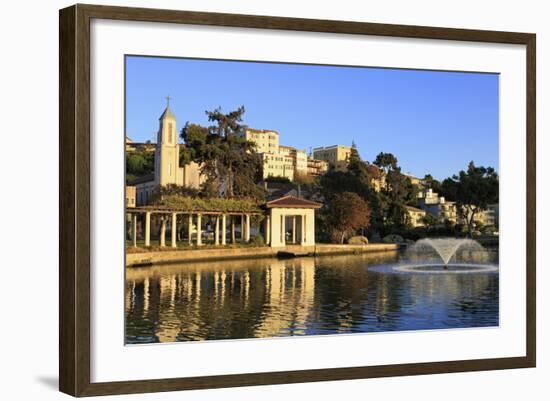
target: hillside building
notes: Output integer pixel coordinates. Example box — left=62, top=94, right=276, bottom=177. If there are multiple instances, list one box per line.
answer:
left=240, top=128, right=310, bottom=181
left=312, top=145, right=352, bottom=171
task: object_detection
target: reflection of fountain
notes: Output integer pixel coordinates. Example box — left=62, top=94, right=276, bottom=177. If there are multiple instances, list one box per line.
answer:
left=396, top=238, right=498, bottom=274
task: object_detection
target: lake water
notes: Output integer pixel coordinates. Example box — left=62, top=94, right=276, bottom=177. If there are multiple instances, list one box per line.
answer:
left=125, top=250, right=499, bottom=344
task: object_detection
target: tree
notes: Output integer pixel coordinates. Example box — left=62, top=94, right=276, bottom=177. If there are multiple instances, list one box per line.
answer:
left=158, top=184, right=199, bottom=199
left=180, top=107, right=266, bottom=200
left=441, top=161, right=498, bottom=237
left=375, top=156, right=417, bottom=231
left=323, top=192, right=371, bottom=244
left=126, top=150, right=154, bottom=183
left=421, top=213, right=438, bottom=228
left=321, top=148, right=373, bottom=201
left=423, top=174, right=442, bottom=193
left=374, top=152, right=398, bottom=175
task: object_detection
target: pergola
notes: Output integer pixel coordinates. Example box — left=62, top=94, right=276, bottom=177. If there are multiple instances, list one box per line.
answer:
left=126, top=195, right=323, bottom=249
left=126, top=207, right=262, bottom=248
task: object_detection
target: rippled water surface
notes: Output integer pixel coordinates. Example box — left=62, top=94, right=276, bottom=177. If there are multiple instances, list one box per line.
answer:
left=125, top=251, right=499, bottom=344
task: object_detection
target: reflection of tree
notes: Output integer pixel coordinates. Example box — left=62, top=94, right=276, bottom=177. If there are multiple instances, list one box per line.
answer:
left=312, top=265, right=369, bottom=332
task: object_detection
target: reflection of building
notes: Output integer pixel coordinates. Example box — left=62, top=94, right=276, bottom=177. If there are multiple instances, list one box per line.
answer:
left=126, top=257, right=316, bottom=342
left=130, top=104, right=203, bottom=205
left=312, top=145, right=352, bottom=171
left=406, top=206, right=426, bottom=227
left=256, top=258, right=315, bottom=336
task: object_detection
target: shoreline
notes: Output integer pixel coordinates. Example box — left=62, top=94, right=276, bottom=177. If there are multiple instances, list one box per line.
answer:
left=126, top=243, right=402, bottom=267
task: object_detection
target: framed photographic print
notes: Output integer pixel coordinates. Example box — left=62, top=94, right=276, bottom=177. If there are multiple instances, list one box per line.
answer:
left=59, top=4, right=536, bottom=397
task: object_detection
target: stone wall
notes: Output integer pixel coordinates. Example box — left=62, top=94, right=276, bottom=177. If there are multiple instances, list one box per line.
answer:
left=126, top=243, right=401, bottom=267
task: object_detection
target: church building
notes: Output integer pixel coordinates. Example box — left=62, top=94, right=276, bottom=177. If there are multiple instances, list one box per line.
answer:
left=132, top=103, right=203, bottom=206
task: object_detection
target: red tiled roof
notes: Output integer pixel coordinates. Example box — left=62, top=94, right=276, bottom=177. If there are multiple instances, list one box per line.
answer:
left=266, top=195, right=323, bottom=209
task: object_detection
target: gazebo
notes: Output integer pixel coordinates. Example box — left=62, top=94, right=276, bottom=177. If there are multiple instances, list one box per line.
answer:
left=264, top=195, right=323, bottom=248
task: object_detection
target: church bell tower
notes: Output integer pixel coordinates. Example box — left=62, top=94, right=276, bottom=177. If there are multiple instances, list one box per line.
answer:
left=154, top=97, right=181, bottom=187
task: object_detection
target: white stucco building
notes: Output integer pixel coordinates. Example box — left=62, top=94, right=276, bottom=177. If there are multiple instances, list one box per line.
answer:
left=240, top=128, right=310, bottom=181
left=264, top=195, right=322, bottom=247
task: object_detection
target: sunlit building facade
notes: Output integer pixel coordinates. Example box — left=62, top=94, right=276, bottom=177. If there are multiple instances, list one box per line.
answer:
left=312, top=144, right=352, bottom=171
left=241, top=128, right=310, bottom=181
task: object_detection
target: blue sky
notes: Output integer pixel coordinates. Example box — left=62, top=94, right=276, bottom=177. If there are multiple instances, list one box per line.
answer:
left=126, top=56, right=499, bottom=180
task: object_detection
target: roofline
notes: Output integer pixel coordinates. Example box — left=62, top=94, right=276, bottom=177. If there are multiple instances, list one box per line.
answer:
left=312, top=145, right=352, bottom=151
left=405, top=206, right=426, bottom=212
left=265, top=195, right=323, bottom=209
left=245, top=128, right=279, bottom=134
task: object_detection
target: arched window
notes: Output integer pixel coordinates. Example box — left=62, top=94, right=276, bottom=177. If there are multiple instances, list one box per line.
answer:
left=167, top=123, right=172, bottom=143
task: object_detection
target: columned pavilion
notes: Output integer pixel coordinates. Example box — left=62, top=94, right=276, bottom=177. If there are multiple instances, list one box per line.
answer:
left=126, top=195, right=322, bottom=249
left=264, top=195, right=322, bottom=247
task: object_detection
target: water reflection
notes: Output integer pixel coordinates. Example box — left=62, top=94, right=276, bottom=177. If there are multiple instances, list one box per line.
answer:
left=125, top=251, right=498, bottom=344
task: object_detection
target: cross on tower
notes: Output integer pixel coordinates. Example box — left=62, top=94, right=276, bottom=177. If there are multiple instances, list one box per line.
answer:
left=165, top=95, right=171, bottom=107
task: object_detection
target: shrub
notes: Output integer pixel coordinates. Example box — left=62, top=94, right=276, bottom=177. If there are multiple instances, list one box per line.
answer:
left=382, top=234, right=404, bottom=243
left=348, top=235, right=369, bottom=245
left=249, top=234, right=265, bottom=246
left=153, top=195, right=262, bottom=213
left=265, top=176, right=291, bottom=183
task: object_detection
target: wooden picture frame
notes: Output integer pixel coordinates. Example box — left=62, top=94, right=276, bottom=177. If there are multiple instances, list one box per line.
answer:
left=59, top=3, right=536, bottom=397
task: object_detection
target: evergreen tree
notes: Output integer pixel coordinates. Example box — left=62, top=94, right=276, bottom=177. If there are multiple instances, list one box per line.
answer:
left=180, top=107, right=266, bottom=200
left=440, top=161, right=498, bottom=237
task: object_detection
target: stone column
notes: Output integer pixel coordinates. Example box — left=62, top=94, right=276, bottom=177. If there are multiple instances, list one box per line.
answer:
left=171, top=212, right=177, bottom=248
left=132, top=214, right=137, bottom=247
left=265, top=215, right=271, bottom=245
left=245, top=214, right=251, bottom=242
left=197, top=214, right=203, bottom=246
left=301, top=214, right=306, bottom=245
left=218, top=216, right=220, bottom=245
left=221, top=214, right=227, bottom=245
left=145, top=211, right=151, bottom=247
left=188, top=214, right=193, bottom=245
left=160, top=216, right=166, bottom=247
left=292, top=216, right=296, bottom=244
left=241, top=215, right=245, bottom=241
left=281, top=215, right=286, bottom=245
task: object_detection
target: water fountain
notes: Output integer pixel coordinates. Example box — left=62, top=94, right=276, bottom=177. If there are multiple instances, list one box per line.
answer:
left=393, top=238, right=498, bottom=274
